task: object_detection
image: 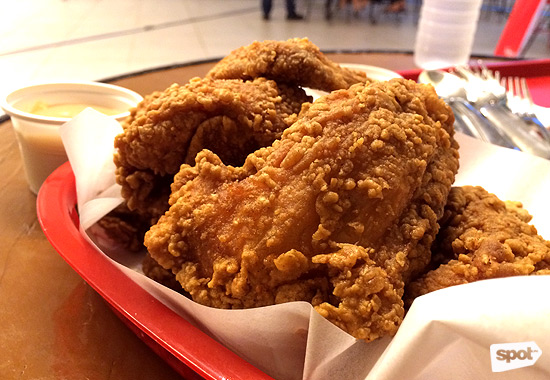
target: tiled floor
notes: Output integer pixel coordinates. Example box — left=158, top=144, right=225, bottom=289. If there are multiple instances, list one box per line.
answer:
left=1, top=0, right=549, bottom=102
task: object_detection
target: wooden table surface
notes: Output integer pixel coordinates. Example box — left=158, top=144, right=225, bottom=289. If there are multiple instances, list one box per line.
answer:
left=0, top=51, right=502, bottom=380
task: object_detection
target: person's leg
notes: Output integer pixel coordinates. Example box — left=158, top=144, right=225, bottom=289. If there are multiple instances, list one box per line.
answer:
left=262, top=0, right=272, bottom=19
left=286, top=0, right=304, bottom=19
left=351, top=0, right=368, bottom=12
left=386, top=0, right=405, bottom=13
left=325, top=0, right=334, bottom=19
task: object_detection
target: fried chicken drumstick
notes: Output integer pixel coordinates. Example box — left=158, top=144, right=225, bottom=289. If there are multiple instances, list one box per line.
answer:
left=207, top=38, right=368, bottom=92
left=405, top=186, right=550, bottom=304
left=144, top=78, right=459, bottom=341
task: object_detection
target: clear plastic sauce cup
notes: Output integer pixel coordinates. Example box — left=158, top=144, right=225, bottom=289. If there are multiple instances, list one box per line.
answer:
left=0, top=82, right=143, bottom=194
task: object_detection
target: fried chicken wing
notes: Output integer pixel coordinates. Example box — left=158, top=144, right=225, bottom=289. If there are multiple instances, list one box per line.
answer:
left=206, top=38, right=368, bottom=92
left=405, top=186, right=550, bottom=305
left=114, top=77, right=310, bottom=222
left=144, top=78, right=459, bottom=341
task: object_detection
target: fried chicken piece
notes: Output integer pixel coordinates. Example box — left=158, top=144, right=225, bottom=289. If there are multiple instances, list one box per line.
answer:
left=114, top=77, right=310, bottom=222
left=96, top=204, right=151, bottom=252
left=405, top=186, right=550, bottom=305
left=144, top=78, right=459, bottom=341
left=142, top=253, right=188, bottom=293
left=206, top=38, right=368, bottom=92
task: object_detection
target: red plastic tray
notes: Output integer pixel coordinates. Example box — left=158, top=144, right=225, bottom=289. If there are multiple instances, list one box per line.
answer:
left=36, top=162, right=275, bottom=380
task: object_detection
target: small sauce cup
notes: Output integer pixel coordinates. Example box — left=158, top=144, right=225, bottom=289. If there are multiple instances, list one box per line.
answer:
left=1, top=81, right=143, bottom=194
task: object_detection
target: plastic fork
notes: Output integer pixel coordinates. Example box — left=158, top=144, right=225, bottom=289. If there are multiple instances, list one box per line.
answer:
left=472, top=62, right=507, bottom=100
left=501, top=76, right=550, bottom=143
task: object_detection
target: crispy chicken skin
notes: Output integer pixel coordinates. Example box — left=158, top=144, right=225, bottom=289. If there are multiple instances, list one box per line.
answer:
left=113, top=38, right=368, bottom=226
left=114, top=77, right=310, bottom=222
left=206, top=38, right=368, bottom=92
left=144, top=78, right=459, bottom=341
left=96, top=204, right=151, bottom=252
left=405, top=186, right=550, bottom=304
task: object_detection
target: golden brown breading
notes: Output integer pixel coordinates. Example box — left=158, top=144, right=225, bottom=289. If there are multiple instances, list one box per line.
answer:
left=144, top=78, right=459, bottom=341
left=96, top=204, right=151, bottom=252
left=206, top=38, right=368, bottom=92
left=114, top=77, right=310, bottom=222
left=142, top=253, right=188, bottom=293
left=405, top=186, right=550, bottom=305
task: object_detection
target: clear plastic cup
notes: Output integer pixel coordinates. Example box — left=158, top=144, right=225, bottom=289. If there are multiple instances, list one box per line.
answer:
left=416, top=19, right=479, bottom=37
left=421, top=0, right=483, bottom=12
left=415, top=35, right=474, bottom=50
left=0, top=82, right=143, bottom=194
left=420, top=6, right=480, bottom=24
left=415, top=32, right=476, bottom=51
left=417, top=18, right=478, bottom=30
left=414, top=0, right=483, bottom=69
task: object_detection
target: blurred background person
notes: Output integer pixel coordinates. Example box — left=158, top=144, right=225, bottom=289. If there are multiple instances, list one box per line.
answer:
left=262, top=0, right=304, bottom=20
left=386, top=0, right=405, bottom=13
left=339, top=0, right=368, bottom=16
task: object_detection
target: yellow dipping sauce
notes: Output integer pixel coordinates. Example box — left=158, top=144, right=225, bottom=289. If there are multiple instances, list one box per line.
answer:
left=30, top=101, right=121, bottom=118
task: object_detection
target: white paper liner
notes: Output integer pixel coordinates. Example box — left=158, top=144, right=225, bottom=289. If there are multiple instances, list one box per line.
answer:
left=59, top=108, right=550, bottom=380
